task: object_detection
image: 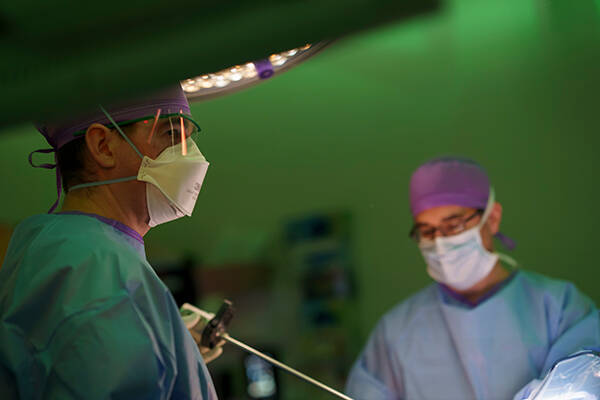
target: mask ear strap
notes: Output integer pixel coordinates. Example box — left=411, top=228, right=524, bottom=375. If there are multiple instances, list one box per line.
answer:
left=479, top=187, right=496, bottom=227
left=497, top=252, right=518, bottom=268
left=99, top=105, right=144, bottom=159
left=483, top=186, right=517, bottom=250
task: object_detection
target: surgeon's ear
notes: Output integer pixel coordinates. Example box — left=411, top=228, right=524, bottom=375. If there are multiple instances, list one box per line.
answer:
left=84, top=123, right=119, bottom=169
left=486, top=202, right=503, bottom=235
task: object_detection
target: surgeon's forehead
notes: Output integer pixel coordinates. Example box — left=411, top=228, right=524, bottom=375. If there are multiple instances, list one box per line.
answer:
left=414, top=205, right=473, bottom=225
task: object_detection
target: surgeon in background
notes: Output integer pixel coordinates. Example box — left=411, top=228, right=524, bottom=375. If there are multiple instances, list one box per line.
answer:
left=345, top=157, right=600, bottom=400
left=0, top=86, right=218, bottom=399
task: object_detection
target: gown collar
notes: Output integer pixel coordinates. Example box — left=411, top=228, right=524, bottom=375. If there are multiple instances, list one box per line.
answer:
left=437, top=270, right=519, bottom=308
left=57, top=211, right=145, bottom=257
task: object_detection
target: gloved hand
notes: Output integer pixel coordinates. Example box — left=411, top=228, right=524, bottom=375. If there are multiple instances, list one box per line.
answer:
left=180, top=303, right=226, bottom=364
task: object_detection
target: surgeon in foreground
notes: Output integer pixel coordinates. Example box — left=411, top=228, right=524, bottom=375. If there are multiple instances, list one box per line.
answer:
left=345, top=157, right=600, bottom=400
left=0, top=86, right=218, bottom=399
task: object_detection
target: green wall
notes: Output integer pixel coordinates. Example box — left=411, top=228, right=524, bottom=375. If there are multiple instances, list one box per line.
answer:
left=1, top=0, right=600, bottom=345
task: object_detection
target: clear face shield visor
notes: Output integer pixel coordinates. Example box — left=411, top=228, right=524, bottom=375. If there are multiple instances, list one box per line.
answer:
left=110, top=109, right=201, bottom=157
left=146, top=110, right=201, bottom=155
left=88, top=108, right=200, bottom=162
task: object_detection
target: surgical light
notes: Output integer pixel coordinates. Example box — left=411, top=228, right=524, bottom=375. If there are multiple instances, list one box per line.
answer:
left=181, top=43, right=328, bottom=101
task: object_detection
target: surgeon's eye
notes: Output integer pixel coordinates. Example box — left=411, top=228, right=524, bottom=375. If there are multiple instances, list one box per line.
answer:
left=442, top=221, right=462, bottom=235
left=162, top=129, right=182, bottom=141
left=418, top=227, right=436, bottom=241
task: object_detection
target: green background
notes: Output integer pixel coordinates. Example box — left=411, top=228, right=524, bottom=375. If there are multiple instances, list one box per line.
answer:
left=1, top=0, right=600, bottom=397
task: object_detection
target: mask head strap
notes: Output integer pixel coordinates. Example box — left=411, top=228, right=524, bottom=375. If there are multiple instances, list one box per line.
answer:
left=478, top=187, right=496, bottom=227
left=68, top=175, right=138, bottom=191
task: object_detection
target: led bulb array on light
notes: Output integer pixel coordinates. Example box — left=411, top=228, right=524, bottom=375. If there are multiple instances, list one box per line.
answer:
left=181, top=43, right=325, bottom=101
left=181, top=63, right=258, bottom=92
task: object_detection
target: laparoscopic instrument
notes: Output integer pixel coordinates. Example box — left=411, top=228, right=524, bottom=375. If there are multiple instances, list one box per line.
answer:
left=191, top=300, right=353, bottom=400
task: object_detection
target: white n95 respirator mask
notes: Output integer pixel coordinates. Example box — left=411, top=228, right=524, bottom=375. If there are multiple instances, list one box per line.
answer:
left=137, top=139, right=209, bottom=227
left=418, top=190, right=498, bottom=291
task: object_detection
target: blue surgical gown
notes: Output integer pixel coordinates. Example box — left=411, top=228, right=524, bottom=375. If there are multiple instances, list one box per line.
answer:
left=345, top=271, right=600, bottom=400
left=0, top=213, right=218, bottom=399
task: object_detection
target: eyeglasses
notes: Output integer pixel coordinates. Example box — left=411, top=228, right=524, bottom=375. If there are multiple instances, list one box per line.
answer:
left=409, top=209, right=484, bottom=242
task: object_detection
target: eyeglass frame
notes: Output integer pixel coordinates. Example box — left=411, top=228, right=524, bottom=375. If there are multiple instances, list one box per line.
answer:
left=409, top=209, right=484, bottom=242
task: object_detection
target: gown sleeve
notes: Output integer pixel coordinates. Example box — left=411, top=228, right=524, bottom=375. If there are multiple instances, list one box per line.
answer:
left=1, top=216, right=217, bottom=400
left=345, top=317, right=403, bottom=400
left=42, top=294, right=197, bottom=400
left=38, top=290, right=218, bottom=400
left=513, top=284, right=600, bottom=400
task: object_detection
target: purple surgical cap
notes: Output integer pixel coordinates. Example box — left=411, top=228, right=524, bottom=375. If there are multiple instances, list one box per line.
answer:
left=410, top=157, right=489, bottom=216
left=36, top=85, right=191, bottom=149
left=409, top=156, right=516, bottom=250
left=30, top=84, right=192, bottom=213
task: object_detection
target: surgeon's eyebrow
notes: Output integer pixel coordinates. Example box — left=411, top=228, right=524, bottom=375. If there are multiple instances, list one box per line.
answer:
left=441, top=212, right=466, bottom=222
left=156, top=118, right=194, bottom=134
left=156, top=119, right=175, bottom=129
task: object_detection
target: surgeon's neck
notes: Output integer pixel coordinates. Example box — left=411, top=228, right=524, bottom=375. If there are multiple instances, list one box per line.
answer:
left=448, top=262, right=510, bottom=304
left=61, top=185, right=150, bottom=237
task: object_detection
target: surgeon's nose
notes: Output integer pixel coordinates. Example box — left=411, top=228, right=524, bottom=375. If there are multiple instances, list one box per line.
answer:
left=433, top=228, right=444, bottom=239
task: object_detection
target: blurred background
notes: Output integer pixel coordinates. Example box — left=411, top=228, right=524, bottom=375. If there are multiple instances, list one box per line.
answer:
left=1, top=0, right=600, bottom=398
